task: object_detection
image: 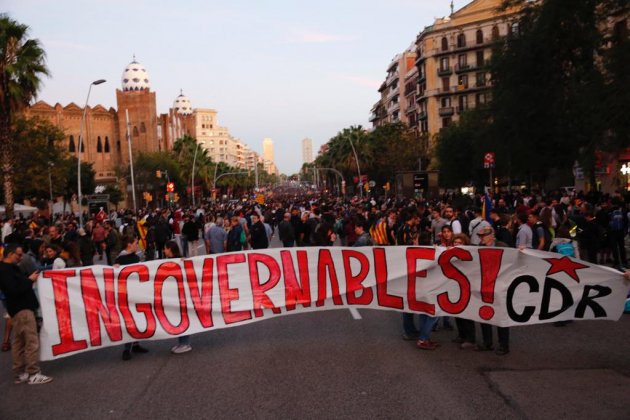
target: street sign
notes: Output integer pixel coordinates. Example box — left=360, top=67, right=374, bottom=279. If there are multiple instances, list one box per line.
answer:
left=413, top=173, right=428, bottom=192
left=483, top=152, right=495, bottom=169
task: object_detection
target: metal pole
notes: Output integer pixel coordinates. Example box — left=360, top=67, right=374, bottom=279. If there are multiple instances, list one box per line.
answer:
left=125, top=109, right=138, bottom=214
left=348, top=137, right=363, bottom=198
left=77, top=79, right=105, bottom=228
left=192, top=142, right=200, bottom=207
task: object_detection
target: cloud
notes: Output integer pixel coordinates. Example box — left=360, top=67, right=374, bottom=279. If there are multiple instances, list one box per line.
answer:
left=286, top=30, right=358, bottom=44
left=339, top=75, right=381, bottom=89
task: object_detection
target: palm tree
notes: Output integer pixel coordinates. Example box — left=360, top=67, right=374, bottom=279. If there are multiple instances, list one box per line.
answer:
left=0, top=15, right=49, bottom=218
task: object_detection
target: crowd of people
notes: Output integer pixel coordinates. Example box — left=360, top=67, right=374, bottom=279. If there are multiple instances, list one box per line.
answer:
left=1, top=187, right=629, bottom=384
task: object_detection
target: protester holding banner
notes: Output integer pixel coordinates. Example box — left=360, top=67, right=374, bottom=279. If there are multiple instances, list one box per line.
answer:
left=164, top=240, right=193, bottom=354
left=115, top=236, right=150, bottom=361
left=476, top=226, right=511, bottom=355
left=0, top=243, right=52, bottom=384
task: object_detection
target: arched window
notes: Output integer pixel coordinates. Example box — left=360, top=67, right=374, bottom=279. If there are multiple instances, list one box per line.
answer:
left=104, top=136, right=110, bottom=153
left=69, top=135, right=75, bottom=152
left=140, top=122, right=146, bottom=133
left=457, top=33, right=466, bottom=48
left=133, top=126, right=139, bottom=137
left=97, top=136, right=103, bottom=153
left=491, top=25, right=500, bottom=40
left=80, top=138, right=85, bottom=153
left=476, top=29, right=483, bottom=44
left=441, top=37, right=448, bottom=51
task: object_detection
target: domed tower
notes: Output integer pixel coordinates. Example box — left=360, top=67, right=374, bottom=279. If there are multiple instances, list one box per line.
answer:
left=169, top=90, right=195, bottom=142
left=116, top=56, right=159, bottom=166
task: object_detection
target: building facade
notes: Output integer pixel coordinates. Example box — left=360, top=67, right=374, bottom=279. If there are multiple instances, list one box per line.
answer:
left=302, top=137, right=313, bottom=164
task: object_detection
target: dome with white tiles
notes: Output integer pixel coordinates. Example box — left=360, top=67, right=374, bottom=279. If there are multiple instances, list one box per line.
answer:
left=121, top=57, right=150, bottom=91
left=173, top=90, right=193, bottom=115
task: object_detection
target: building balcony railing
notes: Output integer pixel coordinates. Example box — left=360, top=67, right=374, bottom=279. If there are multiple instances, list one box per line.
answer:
left=437, top=67, right=453, bottom=76
left=436, top=87, right=451, bottom=95
left=418, top=73, right=426, bottom=83
left=438, top=106, right=455, bottom=117
left=406, top=103, right=417, bottom=114
left=454, top=63, right=471, bottom=73
left=386, top=71, right=400, bottom=85
left=418, top=111, right=428, bottom=120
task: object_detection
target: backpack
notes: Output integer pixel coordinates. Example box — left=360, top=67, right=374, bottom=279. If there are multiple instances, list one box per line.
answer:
left=457, top=214, right=470, bottom=236
left=609, top=209, right=624, bottom=232
left=554, top=241, right=575, bottom=257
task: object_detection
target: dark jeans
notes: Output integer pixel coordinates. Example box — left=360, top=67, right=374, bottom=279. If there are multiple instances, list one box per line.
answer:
left=402, top=313, right=418, bottom=335
left=456, top=318, right=476, bottom=343
left=609, top=230, right=627, bottom=266
left=480, top=324, right=510, bottom=349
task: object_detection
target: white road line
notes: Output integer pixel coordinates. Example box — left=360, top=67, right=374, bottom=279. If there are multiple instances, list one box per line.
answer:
left=348, top=308, right=362, bottom=320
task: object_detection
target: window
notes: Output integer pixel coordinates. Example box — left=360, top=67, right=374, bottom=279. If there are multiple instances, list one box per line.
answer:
left=457, top=33, right=466, bottom=48
left=491, top=25, right=500, bottom=40
left=458, top=74, right=468, bottom=88
left=69, top=135, right=75, bottom=152
left=458, top=95, right=468, bottom=111
left=442, top=77, right=450, bottom=91
left=441, top=37, right=448, bottom=51
left=476, top=29, right=484, bottom=44
left=458, top=54, right=467, bottom=67
left=440, top=57, right=449, bottom=71
left=476, top=50, right=485, bottom=67
left=476, top=72, right=486, bottom=87
left=133, top=126, right=139, bottom=137
left=509, top=22, right=519, bottom=36
left=441, top=97, right=451, bottom=107
left=104, top=136, right=110, bottom=153
left=80, top=139, right=85, bottom=153
left=476, top=93, right=486, bottom=106
left=97, top=136, right=103, bottom=153
left=140, top=122, right=146, bottom=133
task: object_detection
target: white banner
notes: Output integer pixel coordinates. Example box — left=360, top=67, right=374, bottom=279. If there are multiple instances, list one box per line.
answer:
left=37, top=246, right=630, bottom=360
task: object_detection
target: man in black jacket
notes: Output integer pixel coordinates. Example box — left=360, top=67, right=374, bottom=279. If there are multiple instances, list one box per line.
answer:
left=249, top=213, right=269, bottom=249
left=0, top=243, right=53, bottom=384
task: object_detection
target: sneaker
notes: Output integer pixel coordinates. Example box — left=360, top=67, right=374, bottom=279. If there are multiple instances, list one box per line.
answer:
left=132, top=344, right=149, bottom=354
left=28, top=372, right=53, bottom=385
left=495, top=347, right=510, bottom=356
left=122, top=349, right=131, bottom=361
left=14, top=372, right=29, bottom=384
left=171, top=344, right=192, bottom=354
left=416, top=340, right=437, bottom=350
left=460, top=341, right=476, bottom=350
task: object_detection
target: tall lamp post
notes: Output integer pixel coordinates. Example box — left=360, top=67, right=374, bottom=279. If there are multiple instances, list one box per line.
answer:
left=191, top=142, right=201, bottom=207
left=77, top=79, right=106, bottom=228
left=347, top=136, right=363, bottom=198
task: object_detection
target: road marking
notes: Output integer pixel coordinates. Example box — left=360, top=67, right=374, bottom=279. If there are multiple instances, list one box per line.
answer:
left=348, top=308, right=362, bottom=320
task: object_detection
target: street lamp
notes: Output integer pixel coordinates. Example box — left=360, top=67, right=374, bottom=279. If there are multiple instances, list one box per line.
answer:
left=77, top=79, right=106, bottom=228
left=191, top=142, right=201, bottom=207
left=347, top=136, right=363, bottom=198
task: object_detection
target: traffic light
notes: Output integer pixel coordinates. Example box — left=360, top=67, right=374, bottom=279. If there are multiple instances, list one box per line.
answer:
left=166, top=182, right=175, bottom=192
left=156, top=170, right=162, bottom=178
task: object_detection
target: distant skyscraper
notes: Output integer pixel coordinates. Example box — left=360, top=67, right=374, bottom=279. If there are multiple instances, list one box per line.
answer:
left=263, top=137, right=274, bottom=162
left=302, top=137, right=313, bottom=164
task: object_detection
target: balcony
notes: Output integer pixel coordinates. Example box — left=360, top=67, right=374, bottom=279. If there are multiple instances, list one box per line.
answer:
left=418, top=111, right=428, bottom=120
left=435, top=87, right=452, bottom=95
left=417, top=73, right=426, bottom=83
left=386, top=71, right=400, bottom=85
left=438, top=106, right=455, bottom=117
left=454, top=63, right=471, bottom=73
left=437, top=67, right=453, bottom=76
left=406, top=103, right=417, bottom=114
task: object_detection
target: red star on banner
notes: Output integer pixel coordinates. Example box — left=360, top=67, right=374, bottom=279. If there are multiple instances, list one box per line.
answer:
left=543, top=256, right=589, bottom=282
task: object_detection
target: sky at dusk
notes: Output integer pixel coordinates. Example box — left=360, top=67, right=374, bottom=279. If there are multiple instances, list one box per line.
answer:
left=5, top=0, right=470, bottom=174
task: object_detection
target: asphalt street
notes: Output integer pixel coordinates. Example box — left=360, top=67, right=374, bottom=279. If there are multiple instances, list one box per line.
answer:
left=1, top=235, right=629, bottom=420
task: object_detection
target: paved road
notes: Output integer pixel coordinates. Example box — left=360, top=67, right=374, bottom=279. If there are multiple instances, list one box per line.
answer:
left=1, top=232, right=629, bottom=419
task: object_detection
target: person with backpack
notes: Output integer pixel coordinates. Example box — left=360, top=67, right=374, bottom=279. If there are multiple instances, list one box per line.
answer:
left=528, top=211, right=551, bottom=251
left=550, top=224, right=580, bottom=259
